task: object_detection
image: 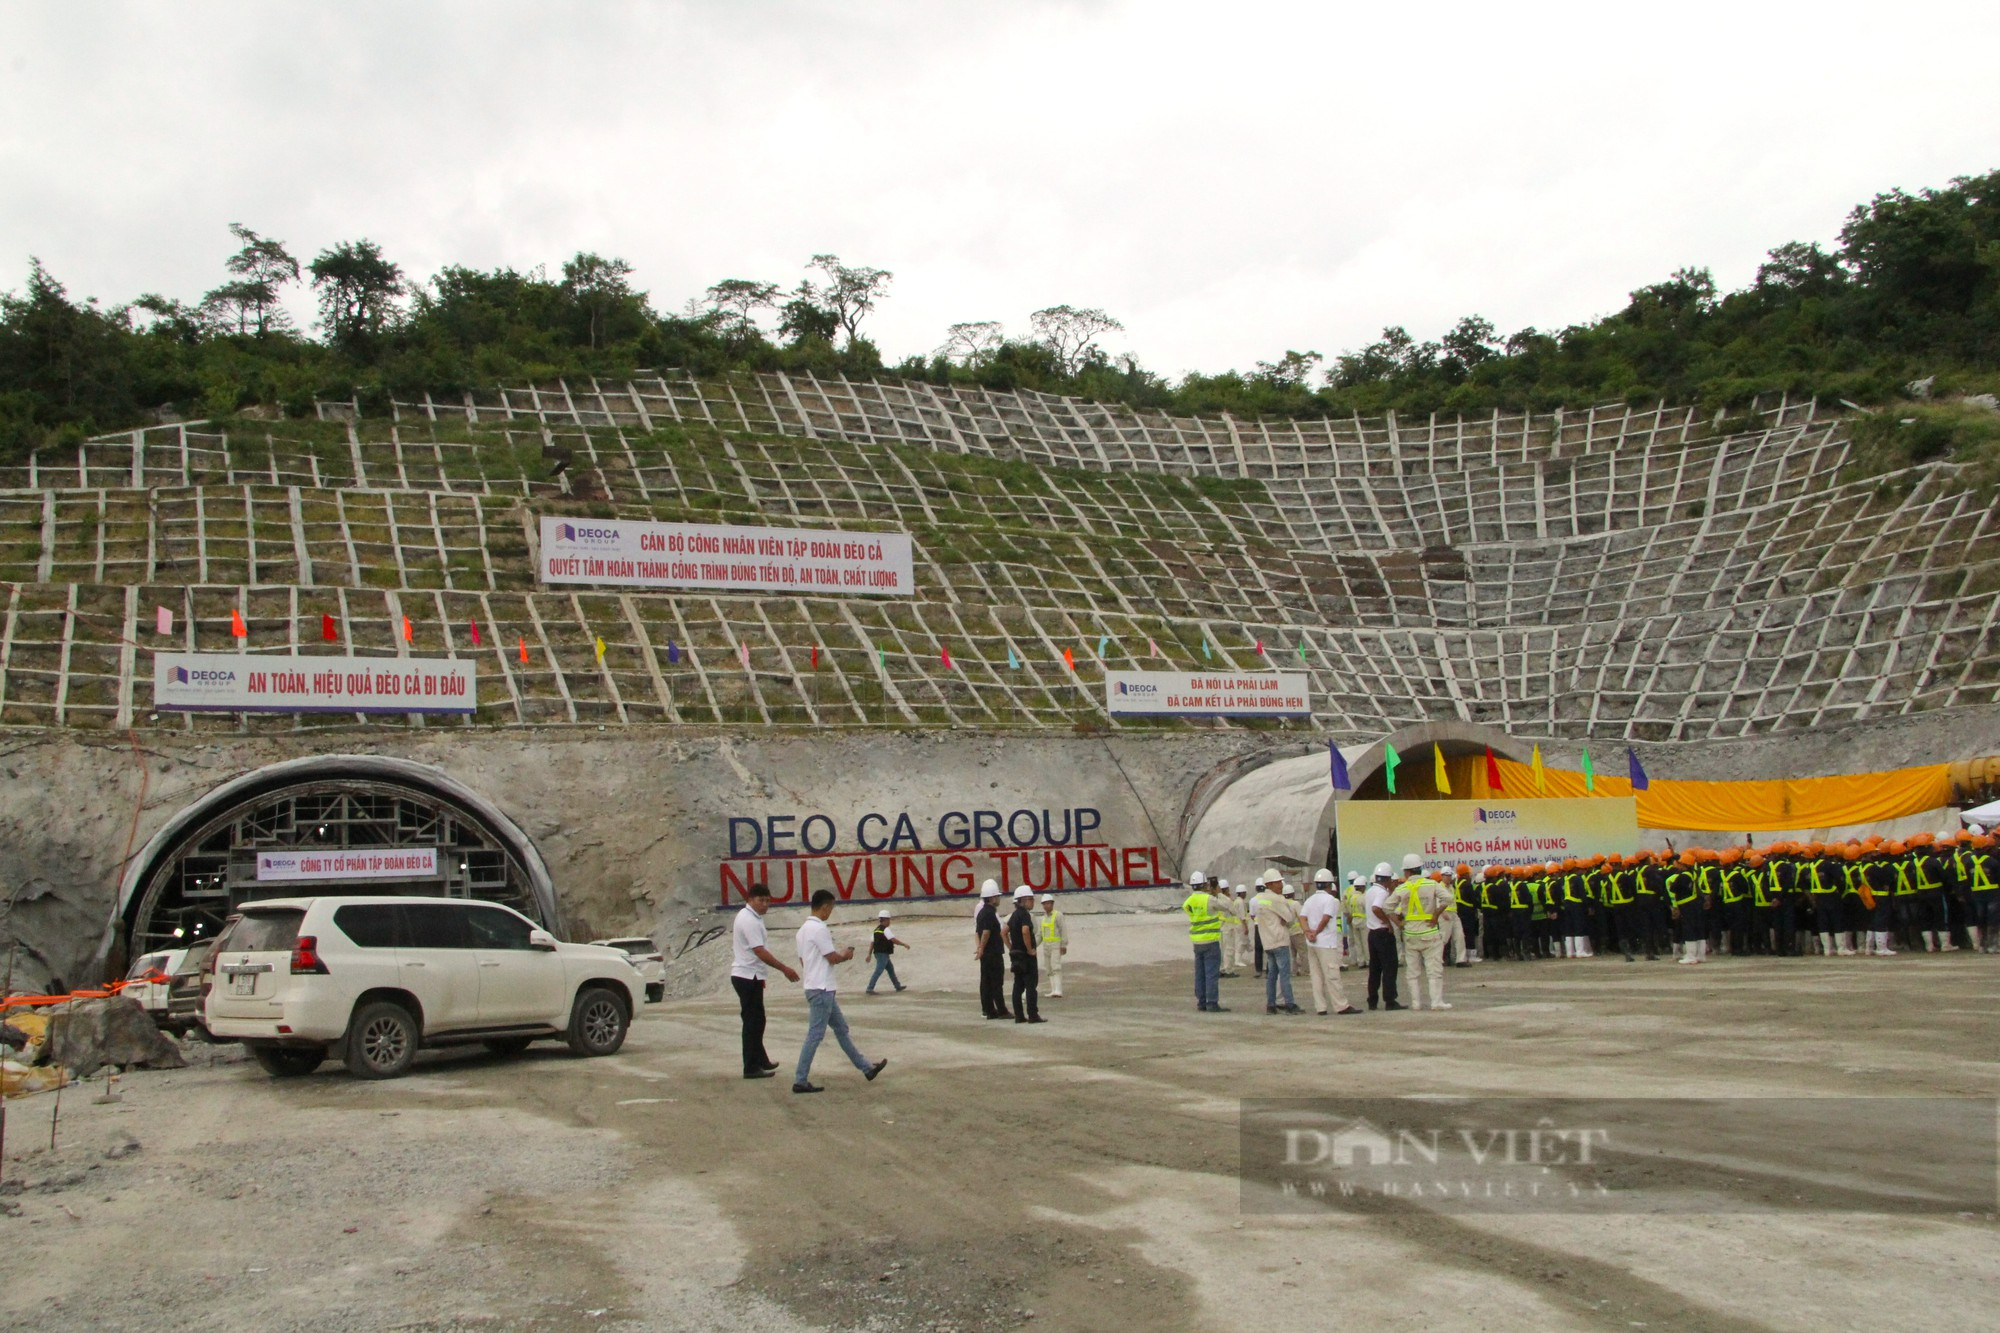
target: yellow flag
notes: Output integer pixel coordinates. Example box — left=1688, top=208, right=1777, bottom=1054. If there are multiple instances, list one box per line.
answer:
left=1434, top=745, right=1451, bottom=795
left=1531, top=743, right=1546, bottom=795
left=595, top=636, right=606, bottom=661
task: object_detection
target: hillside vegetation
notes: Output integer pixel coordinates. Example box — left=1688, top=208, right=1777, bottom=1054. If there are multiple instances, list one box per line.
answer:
left=2, top=170, right=1996, bottom=470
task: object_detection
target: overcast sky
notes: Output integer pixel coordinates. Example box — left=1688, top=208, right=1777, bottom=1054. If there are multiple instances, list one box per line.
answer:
left=4, top=1, right=1997, bottom=377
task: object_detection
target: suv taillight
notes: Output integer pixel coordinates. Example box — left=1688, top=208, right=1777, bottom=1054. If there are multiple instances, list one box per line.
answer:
left=291, top=936, right=328, bottom=975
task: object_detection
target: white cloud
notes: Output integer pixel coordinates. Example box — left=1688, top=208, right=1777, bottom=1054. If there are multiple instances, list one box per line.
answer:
left=2, top=0, right=1995, bottom=377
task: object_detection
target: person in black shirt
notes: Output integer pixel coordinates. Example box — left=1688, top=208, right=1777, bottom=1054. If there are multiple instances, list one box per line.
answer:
left=974, top=881, right=1008, bottom=1018
left=1006, top=885, right=1045, bottom=1023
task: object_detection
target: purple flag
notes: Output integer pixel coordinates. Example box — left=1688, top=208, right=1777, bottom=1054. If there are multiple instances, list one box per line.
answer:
left=1627, top=746, right=1650, bottom=792
left=1329, top=741, right=1351, bottom=791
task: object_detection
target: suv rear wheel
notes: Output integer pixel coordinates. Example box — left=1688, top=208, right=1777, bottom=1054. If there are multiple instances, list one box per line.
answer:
left=346, top=1000, right=420, bottom=1079
left=566, top=986, right=629, bottom=1057
left=251, top=1045, right=325, bottom=1078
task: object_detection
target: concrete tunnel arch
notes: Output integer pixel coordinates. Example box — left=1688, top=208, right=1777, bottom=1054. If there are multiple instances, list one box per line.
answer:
left=101, top=754, right=559, bottom=972
left=1181, top=723, right=1535, bottom=887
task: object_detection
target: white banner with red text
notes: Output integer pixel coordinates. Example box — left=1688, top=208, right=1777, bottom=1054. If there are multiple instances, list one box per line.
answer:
left=538, top=515, right=912, bottom=595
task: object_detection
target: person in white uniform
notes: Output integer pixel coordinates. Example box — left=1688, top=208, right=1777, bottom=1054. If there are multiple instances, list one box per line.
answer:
left=1300, top=868, right=1360, bottom=1015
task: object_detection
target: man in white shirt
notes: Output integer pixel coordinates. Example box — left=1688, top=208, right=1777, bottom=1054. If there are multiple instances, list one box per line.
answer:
left=1364, top=862, right=1406, bottom=1010
left=1300, top=868, right=1360, bottom=1015
left=731, top=883, right=798, bottom=1080
left=792, top=889, right=889, bottom=1094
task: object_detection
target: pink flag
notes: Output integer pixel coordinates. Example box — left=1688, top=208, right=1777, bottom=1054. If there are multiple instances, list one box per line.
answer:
left=1255, top=639, right=1265, bottom=656
left=155, top=605, right=172, bottom=636
left=1148, top=637, right=1158, bottom=657
left=941, top=644, right=953, bottom=669
left=469, top=621, right=481, bottom=647
left=740, top=641, right=750, bottom=667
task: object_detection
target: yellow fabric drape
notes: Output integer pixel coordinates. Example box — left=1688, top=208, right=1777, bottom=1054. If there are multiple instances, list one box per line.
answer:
left=1479, top=757, right=1952, bottom=832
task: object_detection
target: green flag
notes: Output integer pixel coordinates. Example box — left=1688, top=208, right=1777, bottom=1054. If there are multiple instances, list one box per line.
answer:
left=1581, top=746, right=1595, bottom=793
left=1297, top=642, right=1307, bottom=661
left=1384, top=742, right=1401, bottom=795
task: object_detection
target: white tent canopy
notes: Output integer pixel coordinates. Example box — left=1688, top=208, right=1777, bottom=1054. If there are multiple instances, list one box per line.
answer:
left=1961, top=799, right=2000, bottom=826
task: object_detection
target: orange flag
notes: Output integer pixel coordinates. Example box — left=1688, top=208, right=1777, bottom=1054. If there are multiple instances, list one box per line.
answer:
left=230, top=609, right=247, bottom=638
left=1063, top=647, right=1074, bottom=671
left=401, top=616, right=414, bottom=642
left=518, top=636, right=529, bottom=664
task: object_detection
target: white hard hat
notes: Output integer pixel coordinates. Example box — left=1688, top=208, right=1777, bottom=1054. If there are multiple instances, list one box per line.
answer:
left=877, top=910, right=892, bottom=918
left=1190, top=870, right=1206, bottom=885
left=1972, top=823, right=1987, bottom=835
left=1216, top=878, right=1230, bottom=889
left=1280, top=882, right=1295, bottom=896
left=980, top=880, right=1001, bottom=898
left=1313, top=868, right=1334, bottom=883
left=1040, top=894, right=1053, bottom=903
left=1348, top=872, right=1362, bottom=884
left=1260, top=868, right=1279, bottom=885
left=1401, top=853, right=1424, bottom=872
left=1373, top=862, right=1394, bottom=879
left=1235, top=886, right=1248, bottom=895
left=1014, top=885, right=1033, bottom=899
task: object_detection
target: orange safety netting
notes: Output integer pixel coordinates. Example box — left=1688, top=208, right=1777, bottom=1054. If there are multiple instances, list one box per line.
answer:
left=0, top=972, right=168, bottom=1015
left=1479, top=757, right=1953, bottom=831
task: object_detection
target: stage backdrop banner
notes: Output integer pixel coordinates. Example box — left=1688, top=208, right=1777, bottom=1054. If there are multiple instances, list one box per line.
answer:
left=1335, top=797, right=1639, bottom=883
left=538, top=515, right=912, bottom=595
left=1105, top=670, right=1310, bottom=717
left=153, top=654, right=475, bottom=714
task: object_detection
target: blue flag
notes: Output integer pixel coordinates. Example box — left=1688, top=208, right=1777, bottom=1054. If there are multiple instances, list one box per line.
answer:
left=667, top=640, right=679, bottom=664
left=1627, top=746, right=1650, bottom=791
left=1097, top=635, right=1109, bottom=659
left=1007, top=645, right=1019, bottom=669
left=1201, top=639, right=1211, bottom=660
left=1329, top=741, right=1351, bottom=791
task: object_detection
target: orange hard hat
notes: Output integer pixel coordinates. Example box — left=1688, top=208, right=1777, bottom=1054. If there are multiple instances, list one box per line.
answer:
left=1747, top=852, right=1766, bottom=866
left=1456, top=863, right=1473, bottom=878
left=1606, top=853, right=1624, bottom=865
left=1719, top=847, right=1741, bottom=865
left=1886, top=841, right=1907, bottom=856
left=1908, top=832, right=1933, bottom=847
left=1678, top=851, right=1698, bottom=866
left=1842, top=845, right=1862, bottom=861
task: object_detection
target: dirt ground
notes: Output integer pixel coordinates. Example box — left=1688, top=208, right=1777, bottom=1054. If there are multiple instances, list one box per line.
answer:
left=0, top=912, right=1995, bottom=1333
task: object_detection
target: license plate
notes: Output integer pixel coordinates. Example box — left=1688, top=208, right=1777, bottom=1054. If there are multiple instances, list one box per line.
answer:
left=230, top=973, right=256, bottom=996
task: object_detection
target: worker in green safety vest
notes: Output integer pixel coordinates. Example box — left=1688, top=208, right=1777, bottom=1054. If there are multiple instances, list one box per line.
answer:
left=1181, top=871, right=1229, bottom=1013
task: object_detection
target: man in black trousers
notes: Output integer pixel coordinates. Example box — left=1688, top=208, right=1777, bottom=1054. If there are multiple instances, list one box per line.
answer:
left=974, top=880, right=1008, bottom=1019
left=731, top=883, right=799, bottom=1079
left=1005, top=884, right=1046, bottom=1023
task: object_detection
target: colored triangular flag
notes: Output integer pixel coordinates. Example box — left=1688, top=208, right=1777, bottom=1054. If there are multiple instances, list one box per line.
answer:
left=1148, top=637, right=1158, bottom=658
left=1007, top=645, right=1019, bottom=669
left=1531, top=743, right=1546, bottom=795
left=1329, top=741, right=1351, bottom=792
left=155, top=605, right=173, bottom=636
left=667, top=640, right=680, bottom=664
left=1383, top=742, right=1401, bottom=795
left=321, top=613, right=337, bottom=643
left=1255, top=639, right=1264, bottom=656
left=1581, top=746, right=1595, bottom=793
left=942, top=644, right=953, bottom=669
left=1485, top=745, right=1503, bottom=793
left=878, top=646, right=885, bottom=668
left=230, top=609, right=247, bottom=638
left=1096, top=635, right=1108, bottom=659
left=1627, top=746, right=1650, bottom=792
left=401, top=615, right=413, bottom=642
left=1434, top=745, right=1451, bottom=795
left=469, top=621, right=481, bottom=647
left=739, top=641, right=750, bottom=667
left=518, top=636, right=529, bottom=664
left=1063, top=647, right=1074, bottom=671
left=595, top=636, right=606, bottom=661
left=1201, top=639, right=1212, bottom=660
left=810, top=643, right=819, bottom=669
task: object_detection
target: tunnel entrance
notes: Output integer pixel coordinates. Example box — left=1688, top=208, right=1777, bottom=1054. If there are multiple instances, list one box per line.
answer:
left=115, top=757, right=555, bottom=962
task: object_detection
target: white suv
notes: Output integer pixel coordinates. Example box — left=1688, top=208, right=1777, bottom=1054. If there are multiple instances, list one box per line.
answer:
left=203, top=896, right=644, bottom=1080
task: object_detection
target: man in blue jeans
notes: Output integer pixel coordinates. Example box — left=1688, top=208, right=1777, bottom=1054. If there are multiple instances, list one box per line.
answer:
left=1253, top=873, right=1302, bottom=1014
left=793, top=890, right=890, bottom=1094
